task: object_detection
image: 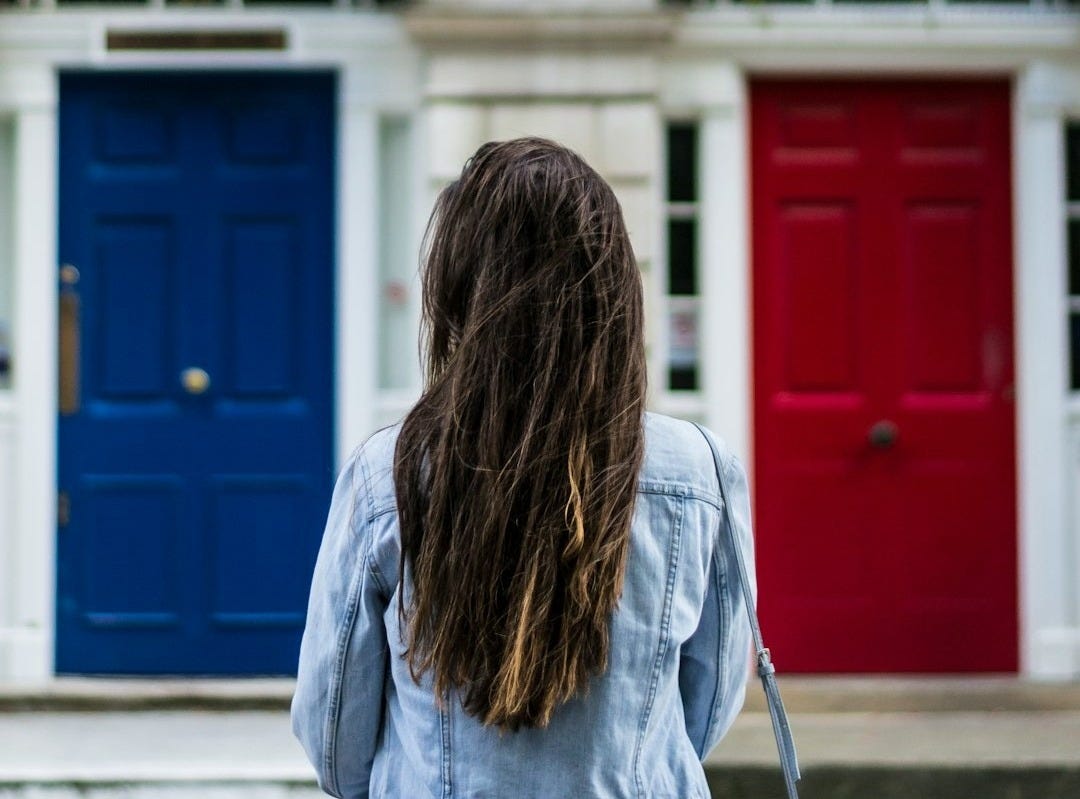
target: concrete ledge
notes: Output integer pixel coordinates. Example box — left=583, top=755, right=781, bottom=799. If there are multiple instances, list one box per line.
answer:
left=710, top=711, right=1080, bottom=767
left=704, top=765, right=1080, bottom=799
left=743, top=676, right=1080, bottom=713
left=707, top=709, right=1080, bottom=798
left=6, top=676, right=1080, bottom=713
left=0, top=782, right=323, bottom=799
left=0, top=708, right=1077, bottom=799
left=0, top=679, right=295, bottom=712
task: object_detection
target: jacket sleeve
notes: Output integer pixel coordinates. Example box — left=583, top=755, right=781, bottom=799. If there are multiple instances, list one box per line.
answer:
left=291, top=446, right=389, bottom=799
left=678, top=436, right=755, bottom=760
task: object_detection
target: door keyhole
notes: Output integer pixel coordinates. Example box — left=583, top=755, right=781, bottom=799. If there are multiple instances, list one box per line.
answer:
left=867, top=420, right=899, bottom=450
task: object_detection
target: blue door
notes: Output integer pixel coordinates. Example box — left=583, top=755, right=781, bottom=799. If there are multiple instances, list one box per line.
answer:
left=57, top=72, right=335, bottom=674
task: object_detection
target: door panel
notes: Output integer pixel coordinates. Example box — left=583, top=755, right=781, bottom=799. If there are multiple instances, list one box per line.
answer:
left=57, top=73, right=335, bottom=674
left=751, top=80, right=1017, bottom=673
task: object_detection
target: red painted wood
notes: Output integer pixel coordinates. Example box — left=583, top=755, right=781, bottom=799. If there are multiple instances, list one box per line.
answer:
left=750, top=80, right=1017, bottom=673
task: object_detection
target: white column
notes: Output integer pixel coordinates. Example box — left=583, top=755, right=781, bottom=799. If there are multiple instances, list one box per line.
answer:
left=1013, top=63, right=1078, bottom=677
left=7, top=104, right=58, bottom=682
left=337, top=85, right=381, bottom=467
left=699, top=76, right=751, bottom=466
left=0, top=408, right=15, bottom=675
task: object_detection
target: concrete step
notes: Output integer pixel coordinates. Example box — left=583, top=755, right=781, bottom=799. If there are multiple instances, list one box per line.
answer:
left=706, top=709, right=1080, bottom=799
left=0, top=708, right=321, bottom=799
left=4, top=675, right=1078, bottom=712
left=2, top=681, right=1079, bottom=799
left=0, top=679, right=294, bottom=712
left=0, top=783, right=323, bottom=799
left=742, top=675, right=1080, bottom=714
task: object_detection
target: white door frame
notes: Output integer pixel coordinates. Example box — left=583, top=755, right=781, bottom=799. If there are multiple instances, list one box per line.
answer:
left=662, top=16, right=1080, bottom=677
left=0, top=12, right=421, bottom=681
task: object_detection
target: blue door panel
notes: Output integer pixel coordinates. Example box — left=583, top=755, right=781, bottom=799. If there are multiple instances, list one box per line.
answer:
left=210, top=475, right=311, bottom=623
left=79, top=475, right=184, bottom=628
left=224, top=220, right=298, bottom=395
left=58, top=72, right=335, bottom=674
left=96, top=219, right=174, bottom=397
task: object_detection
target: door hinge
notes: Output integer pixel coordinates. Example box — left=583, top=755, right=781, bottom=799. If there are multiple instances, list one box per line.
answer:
left=58, top=491, right=70, bottom=528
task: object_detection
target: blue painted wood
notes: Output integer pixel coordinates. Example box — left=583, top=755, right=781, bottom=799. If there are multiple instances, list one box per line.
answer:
left=57, top=72, right=336, bottom=674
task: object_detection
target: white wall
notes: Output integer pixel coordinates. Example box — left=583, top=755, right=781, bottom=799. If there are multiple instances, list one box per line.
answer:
left=417, top=54, right=665, bottom=412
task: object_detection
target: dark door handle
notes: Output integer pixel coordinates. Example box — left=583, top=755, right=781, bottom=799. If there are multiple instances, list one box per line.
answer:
left=867, top=420, right=899, bottom=450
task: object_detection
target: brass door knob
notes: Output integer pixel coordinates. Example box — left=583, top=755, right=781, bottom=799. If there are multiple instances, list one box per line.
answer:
left=181, top=367, right=211, bottom=395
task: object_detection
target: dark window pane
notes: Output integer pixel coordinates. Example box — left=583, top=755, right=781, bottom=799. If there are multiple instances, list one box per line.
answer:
left=1068, top=124, right=1080, bottom=202
left=669, top=366, right=698, bottom=391
left=667, top=124, right=696, bottom=203
left=1072, top=313, right=1080, bottom=391
left=1070, top=218, right=1080, bottom=296
left=0, top=321, right=10, bottom=389
left=668, top=218, right=697, bottom=295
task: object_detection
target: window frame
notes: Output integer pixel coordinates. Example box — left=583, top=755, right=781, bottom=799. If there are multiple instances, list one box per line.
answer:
left=662, top=119, right=703, bottom=403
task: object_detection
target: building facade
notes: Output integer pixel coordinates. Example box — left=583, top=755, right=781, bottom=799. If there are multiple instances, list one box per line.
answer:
left=0, top=0, right=1078, bottom=681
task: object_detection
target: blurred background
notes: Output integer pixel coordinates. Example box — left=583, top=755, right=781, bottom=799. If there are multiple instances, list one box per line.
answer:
left=0, top=0, right=1078, bottom=796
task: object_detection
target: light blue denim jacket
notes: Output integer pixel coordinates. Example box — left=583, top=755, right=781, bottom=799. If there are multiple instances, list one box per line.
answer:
left=291, top=411, right=754, bottom=799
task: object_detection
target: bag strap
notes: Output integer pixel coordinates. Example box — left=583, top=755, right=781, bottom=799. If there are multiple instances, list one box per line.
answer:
left=691, top=423, right=801, bottom=799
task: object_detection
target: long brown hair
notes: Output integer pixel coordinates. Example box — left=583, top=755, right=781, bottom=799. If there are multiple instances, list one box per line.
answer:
left=393, top=138, right=647, bottom=731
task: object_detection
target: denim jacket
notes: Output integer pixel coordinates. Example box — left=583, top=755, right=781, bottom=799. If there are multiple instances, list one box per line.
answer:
left=291, top=411, right=755, bottom=799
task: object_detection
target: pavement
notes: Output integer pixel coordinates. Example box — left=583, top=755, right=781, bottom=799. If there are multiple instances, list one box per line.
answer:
left=0, top=677, right=1078, bottom=798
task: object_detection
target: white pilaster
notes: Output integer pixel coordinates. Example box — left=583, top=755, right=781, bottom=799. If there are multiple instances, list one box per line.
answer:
left=337, top=96, right=379, bottom=467
left=9, top=99, right=58, bottom=682
left=694, top=64, right=752, bottom=466
left=1014, top=61, right=1077, bottom=678
left=0, top=407, right=15, bottom=676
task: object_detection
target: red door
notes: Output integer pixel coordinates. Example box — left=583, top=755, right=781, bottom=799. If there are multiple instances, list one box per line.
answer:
left=751, top=80, right=1017, bottom=672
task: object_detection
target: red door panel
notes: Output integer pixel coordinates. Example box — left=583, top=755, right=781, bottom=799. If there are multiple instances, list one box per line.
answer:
left=751, top=80, right=1017, bottom=672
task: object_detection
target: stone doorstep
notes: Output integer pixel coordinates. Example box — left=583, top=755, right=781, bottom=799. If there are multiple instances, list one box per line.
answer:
left=0, top=769, right=315, bottom=786
left=0, top=679, right=296, bottom=712
left=0, top=782, right=325, bottom=799
left=742, top=676, right=1080, bottom=713
left=2, top=675, right=1079, bottom=713
left=0, top=707, right=1079, bottom=799
left=708, top=711, right=1080, bottom=768
left=703, top=764, right=1080, bottom=799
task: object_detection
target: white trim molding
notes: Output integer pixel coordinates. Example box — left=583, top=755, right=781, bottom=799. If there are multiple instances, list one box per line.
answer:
left=1014, top=60, right=1080, bottom=678
left=659, top=49, right=1080, bottom=679
left=0, top=11, right=421, bottom=682
left=7, top=100, right=59, bottom=683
